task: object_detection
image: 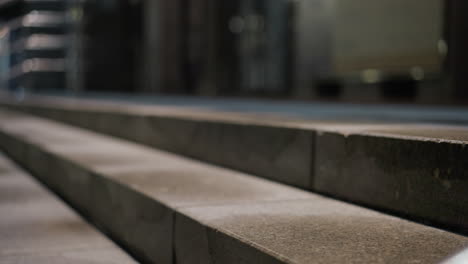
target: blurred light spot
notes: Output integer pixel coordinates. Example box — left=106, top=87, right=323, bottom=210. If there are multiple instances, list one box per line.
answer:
left=410, top=67, right=425, bottom=81
left=438, top=39, right=448, bottom=57
left=361, top=69, right=381, bottom=84
left=0, top=28, right=8, bottom=39
left=71, top=7, right=83, bottom=22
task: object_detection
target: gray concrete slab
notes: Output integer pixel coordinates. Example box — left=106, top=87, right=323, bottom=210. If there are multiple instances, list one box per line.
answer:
left=2, top=95, right=468, bottom=233
left=178, top=199, right=468, bottom=264
left=1, top=99, right=315, bottom=188
left=314, top=124, right=468, bottom=232
left=0, top=152, right=136, bottom=263
left=14, top=92, right=468, bottom=125
left=0, top=109, right=312, bottom=263
left=0, top=109, right=467, bottom=264
left=0, top=248, right=137, bottom=264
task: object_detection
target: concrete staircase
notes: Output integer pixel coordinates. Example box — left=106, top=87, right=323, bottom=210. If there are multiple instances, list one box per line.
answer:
left=0, top=150, right=135, bottom=263
left=0, top=94, right=467, bottom=263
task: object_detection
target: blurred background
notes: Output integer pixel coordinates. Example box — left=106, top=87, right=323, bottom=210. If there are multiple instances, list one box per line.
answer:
left=0, top=0, right=467, bottom=105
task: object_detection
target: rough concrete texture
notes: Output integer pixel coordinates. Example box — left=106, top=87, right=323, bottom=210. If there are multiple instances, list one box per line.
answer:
left=0, top=109, right=467, bottom=263
left=3, top=96, right=468, bottom=233
left=314, top=128, right=468, bottom=233
left=0, top=109, right=312, bottom=263
left=179, top=200, right=468, bottom=264
left=0, top=152, right=136, bottom=263
left=3, top=100, right=314, bottom=188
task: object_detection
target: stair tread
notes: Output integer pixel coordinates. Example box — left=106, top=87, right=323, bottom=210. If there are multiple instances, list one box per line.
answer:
left=2, top=95, right=468, bottom=233
left=0, top=109, right=466, bottom=263
left=0, top=152, right=136, bottom=263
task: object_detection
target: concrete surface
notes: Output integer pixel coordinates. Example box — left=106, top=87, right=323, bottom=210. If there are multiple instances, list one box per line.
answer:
left=315, top=126, right=468, bottom=233
left=0, top=109, right=467, bottom=264
left=15, top=92, right=468, bottom=125
left=2, top=95, right=468, bottom=233
left=178, top=200, right=467, bottom=264
left=0, top=152, right=136, bottom=263
left=1, top=96, right=315, bottom=188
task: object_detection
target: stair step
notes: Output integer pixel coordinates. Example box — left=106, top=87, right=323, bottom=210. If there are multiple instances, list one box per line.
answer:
left=0, top=109, right=466, bottom=264
left=0, top=151, right=136, bottom=263
left=2, top=95, right=468, bottom=233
